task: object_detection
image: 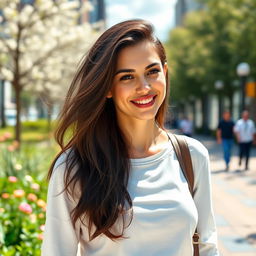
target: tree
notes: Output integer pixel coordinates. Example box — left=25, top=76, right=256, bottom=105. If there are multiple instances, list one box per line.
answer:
left=166, top=0, right=256, bottom=121
left=0, top=0, right=99, bottom=143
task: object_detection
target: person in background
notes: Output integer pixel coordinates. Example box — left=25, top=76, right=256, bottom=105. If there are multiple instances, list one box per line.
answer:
left=234, top=110, right=256, bottom=170
left=179, top=115, right=193, bottom=137
left=216, top=110, right=235, bottom=171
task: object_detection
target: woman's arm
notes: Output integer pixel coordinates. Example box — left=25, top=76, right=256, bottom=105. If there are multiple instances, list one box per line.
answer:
left=188, top=138, right=219, bottom=256
left=41, top=155, right=80, bottom=256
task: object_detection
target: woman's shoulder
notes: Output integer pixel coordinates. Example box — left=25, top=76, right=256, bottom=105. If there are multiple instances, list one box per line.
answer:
left=185, top=136, right=209, bottom=159
left=167, top=132, right=209, bottom=164
left=52, top=149, right=68, bottom=172
left=54, top=149, right=72, bottom=167
left=49, top=149, right=81, bottom=198
left=51, top=148, right=76, bottom=180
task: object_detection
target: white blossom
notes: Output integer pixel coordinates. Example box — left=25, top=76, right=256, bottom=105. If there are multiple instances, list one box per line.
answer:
left=3, top=7, right=17, bottom=20
left=19, top=5, right=34, bottom=26
left=5, top=38, right=17, bottom=50
left=0, top=0, right=101, bottom=124
left=1, top=67, right=13, bottom=81
left=8, top=22, right=18, bottom=36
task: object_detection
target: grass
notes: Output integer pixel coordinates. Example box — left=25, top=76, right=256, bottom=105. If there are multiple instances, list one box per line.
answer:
left=0, top=120, right=56, bottom=143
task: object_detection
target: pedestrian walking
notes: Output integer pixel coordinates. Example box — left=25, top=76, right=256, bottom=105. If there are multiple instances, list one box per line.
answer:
left=216, top=110, right=235, bottom=171
left=234, top=110, right=256, bottom=170
left=179, top=115, right=193, bottom=137
left=41, top=19, right=219, bottom=256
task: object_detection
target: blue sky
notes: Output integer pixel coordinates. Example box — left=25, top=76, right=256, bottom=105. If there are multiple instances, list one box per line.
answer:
left=105, top=0, right=177, bottom=42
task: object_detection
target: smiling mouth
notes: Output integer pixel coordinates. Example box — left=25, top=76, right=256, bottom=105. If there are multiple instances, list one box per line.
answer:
left=131, top=95, right=157, bottom=107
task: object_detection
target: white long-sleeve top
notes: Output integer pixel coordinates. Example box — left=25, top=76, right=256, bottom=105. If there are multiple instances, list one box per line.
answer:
left=41, top=136, right=219, bottom=256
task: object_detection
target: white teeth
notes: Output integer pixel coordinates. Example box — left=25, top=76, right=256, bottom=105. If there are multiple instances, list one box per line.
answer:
left=133, top=97, right=154, bottom=104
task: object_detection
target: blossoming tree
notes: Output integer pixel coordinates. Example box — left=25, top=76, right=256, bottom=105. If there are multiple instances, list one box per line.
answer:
left=0, top=0, right=99, bottom=143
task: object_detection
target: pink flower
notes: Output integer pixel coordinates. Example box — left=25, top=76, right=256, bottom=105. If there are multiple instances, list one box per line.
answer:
left=27, top=193, right=38, bottom=202
left=37, top=199, right=47, bottom=210
left=12, top=140, right=20, bottom=149
left=31, top=183, right=40, bottom=191
left=19, top=202, right=32, bottom=214
left=7, top=145, right=15, bottom=152
left=3, top=132, right=12, bottom=139
left=13, top=189, right=25, bottom=198
left=8, top=176, right=18, bottom=183
left=37, top=233, right=44, bottom=240
left=2, top=193, right=10, bottom=199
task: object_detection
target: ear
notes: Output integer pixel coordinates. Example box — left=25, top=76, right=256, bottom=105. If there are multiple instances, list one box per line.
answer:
left=106, top=91, right=112, bottom=98
left=163, top=62, right=168, bottom=76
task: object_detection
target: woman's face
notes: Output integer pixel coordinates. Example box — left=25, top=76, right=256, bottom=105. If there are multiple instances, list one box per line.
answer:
left=107, top=41, right=167, bottom=124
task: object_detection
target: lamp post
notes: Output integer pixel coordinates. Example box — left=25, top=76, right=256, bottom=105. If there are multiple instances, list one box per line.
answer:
left=236, top=62, right=250, bottom=113
left=214, top=80, right=224, bottom=121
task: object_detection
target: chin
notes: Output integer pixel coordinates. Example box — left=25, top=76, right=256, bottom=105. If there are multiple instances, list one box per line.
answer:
left=134, top=113, right=158, bottom=121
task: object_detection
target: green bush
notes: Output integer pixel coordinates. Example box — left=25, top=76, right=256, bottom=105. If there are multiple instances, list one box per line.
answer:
left=0, top=119, right=56, bottom=143
left=22, top=119, right=56, bottom=132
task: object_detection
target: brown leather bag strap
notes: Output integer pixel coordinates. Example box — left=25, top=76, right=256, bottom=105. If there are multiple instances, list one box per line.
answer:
left=168, top=133, right=194, bottom=195
left=168, top=133, right=200, bottom=256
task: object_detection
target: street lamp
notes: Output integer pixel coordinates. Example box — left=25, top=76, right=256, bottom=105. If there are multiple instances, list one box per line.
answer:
left=214, top=80, right=224, bottom=121
left=236, top=62, right=250, bottom=113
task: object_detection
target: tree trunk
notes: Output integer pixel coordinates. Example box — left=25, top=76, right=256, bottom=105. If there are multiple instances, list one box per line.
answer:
left=191, top=100, right=196, bottom=129
left=0, top=80, right=6, bottom=128
left=14, top=83, right=21, bottom=143
left=47, top=103, right=53, bottom=134
left=13, top=22, right=22, bottom=144
left=228, top=93, right=233, bottom=116
left=201, top=95, right=209, bottom=134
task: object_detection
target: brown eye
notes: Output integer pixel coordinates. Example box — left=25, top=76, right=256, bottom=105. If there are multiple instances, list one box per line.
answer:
left=147, top=68, right=160, bottom=75
left=120, top=74, right=134, bottom=81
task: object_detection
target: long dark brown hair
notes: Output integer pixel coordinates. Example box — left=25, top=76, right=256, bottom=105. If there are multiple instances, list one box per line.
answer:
left=48, top=19, right=170, bottom=241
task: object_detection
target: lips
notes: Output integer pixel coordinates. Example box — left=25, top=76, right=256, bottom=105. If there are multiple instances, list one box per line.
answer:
left=131, top=95, right=157, bottom=108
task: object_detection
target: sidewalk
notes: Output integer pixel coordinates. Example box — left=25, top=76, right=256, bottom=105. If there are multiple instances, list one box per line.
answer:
left=195, top=135, right=256, bottom=256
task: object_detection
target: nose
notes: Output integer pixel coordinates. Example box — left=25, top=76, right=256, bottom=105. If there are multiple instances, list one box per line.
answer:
left=136, top=77, right=151, bottom=93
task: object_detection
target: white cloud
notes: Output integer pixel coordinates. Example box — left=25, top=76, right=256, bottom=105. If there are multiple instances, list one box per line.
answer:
left=106, top=0, right=177, bottom=41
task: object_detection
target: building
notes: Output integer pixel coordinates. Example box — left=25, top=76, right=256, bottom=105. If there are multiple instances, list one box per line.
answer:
left=80, top=0, right=106, bottom=27
left=88, top=0, right=105, bottom=24
left=175, top=0, right=204, bottom=26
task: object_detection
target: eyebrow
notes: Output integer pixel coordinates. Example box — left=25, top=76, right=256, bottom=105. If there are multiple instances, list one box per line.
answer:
left=115, top=62, right=160, bottom=76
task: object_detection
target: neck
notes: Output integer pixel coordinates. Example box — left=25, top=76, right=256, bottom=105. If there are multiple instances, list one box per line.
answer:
left=117, top=118, right=168, bottom=158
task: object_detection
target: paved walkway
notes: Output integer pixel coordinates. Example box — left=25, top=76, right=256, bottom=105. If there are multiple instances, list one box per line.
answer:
left=196, top=135, right=256, bottom=256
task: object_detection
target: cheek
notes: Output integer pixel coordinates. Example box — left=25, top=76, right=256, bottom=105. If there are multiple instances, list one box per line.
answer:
left=156, top=76, right=167, bottom=100
left=111, top=85, right=129, bottom=103
left=154, top=75, right=166, bottom=91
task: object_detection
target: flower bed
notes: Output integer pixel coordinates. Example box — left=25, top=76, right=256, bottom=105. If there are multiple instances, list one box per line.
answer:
left=0, top=132, right=57, bottom=255
left=0, top=175, right=47, bottom=255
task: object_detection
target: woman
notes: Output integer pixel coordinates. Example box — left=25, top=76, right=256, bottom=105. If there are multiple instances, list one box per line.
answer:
left=41, top=19, right=219, bottom=256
